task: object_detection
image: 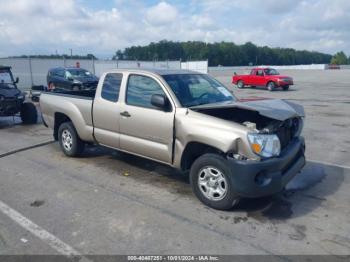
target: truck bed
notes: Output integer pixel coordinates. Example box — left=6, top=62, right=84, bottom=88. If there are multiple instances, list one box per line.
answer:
left=50, top=89, right=96, bottom=99
left=40, top=90, right=95, bottom=142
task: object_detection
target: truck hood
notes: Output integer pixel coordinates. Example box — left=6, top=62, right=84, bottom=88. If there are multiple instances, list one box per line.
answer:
left=276, top=75, right=291, bottom=78
left=0, top=87, right=21, bottom=98
left=72, top=75, right=98, bottom=83
left=190, top=99, right=304, bottom=121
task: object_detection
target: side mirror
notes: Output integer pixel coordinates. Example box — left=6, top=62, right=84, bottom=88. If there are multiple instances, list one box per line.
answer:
left=151, top=94, right=170, bottom=111
left=15, top=77, right=19, bottom=84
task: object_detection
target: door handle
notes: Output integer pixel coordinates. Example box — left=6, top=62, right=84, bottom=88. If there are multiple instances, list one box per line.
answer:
left=120, top=111, right=131, bottom=117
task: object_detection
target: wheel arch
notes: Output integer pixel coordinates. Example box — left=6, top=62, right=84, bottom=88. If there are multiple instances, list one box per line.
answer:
left=54, top=112, right=72, bottom=140
left=180, top=141, right=225, bottom=171
left=266, top=80, right=276, bottom=87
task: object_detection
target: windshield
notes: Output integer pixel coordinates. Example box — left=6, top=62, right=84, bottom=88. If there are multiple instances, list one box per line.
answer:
left=264, top=68, right=279, bottom=75
left=0, top=70, right=15, bottom=88
left=163, top=74, right=236, bottom=107
left=66, top=69, right=92, bottom=77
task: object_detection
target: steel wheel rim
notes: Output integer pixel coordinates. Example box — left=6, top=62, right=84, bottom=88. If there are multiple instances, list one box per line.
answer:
left=198, top=166, right=228, bottom=201
left=61, top=129, right=73, bottom=151
left=238, top=81, right=243, bottom=88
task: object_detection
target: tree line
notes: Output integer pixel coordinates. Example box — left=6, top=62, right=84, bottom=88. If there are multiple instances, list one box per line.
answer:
left=8, top=54, right=97, bottom=60
left=113, top=40, right=350, bottom=66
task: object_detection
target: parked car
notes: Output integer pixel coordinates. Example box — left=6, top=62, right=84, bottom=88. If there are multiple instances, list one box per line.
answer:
left=40, top=69, right=305, bottom=210
left=232, top=67, right=294, bottom=91
left=47, top=67, right=98, bottom=91
left=0, top=65, right=37, bottom=124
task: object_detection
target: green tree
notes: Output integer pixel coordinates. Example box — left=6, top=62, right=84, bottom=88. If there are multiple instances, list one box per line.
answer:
left=330, top=51, right=348, bottom=65
left=113, top=40, right=332, bottom=66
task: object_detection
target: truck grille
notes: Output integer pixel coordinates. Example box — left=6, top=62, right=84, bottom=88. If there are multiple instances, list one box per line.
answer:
left=276, top=118, right=300, bottom=150
left=0, top=98, right=21, bottom=115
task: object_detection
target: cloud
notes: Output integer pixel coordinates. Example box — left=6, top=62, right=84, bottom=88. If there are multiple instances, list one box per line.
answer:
left=146, top=2, right=178, bottom=25
left=0, top=0, right=349, bottom=58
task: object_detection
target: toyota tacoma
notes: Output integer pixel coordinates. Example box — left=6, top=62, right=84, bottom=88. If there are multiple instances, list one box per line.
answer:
left=40, top=69, right=305, bottom=210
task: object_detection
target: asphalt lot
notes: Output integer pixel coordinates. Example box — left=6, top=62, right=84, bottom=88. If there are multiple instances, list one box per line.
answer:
left=0, top=69, right=350, bottom=258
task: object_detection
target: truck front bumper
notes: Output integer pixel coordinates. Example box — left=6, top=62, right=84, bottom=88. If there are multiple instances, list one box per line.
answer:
left=0, top=98, right=22, bottom=116
left=277, top=80, right=294, bottom=86
left=228, top=137, right=305, bottom=198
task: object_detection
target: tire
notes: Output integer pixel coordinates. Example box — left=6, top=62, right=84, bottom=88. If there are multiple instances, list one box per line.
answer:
left=282, top=85, right=289, bottom=91
left=190, top=153, right=239, bottom=210
left=267, top=81, right=275, bottom=91
left=237, top=80, right=244, bottom=89
left=20, top=102, right=37, bottom=124
left=58, top=122, right=85, bottom=157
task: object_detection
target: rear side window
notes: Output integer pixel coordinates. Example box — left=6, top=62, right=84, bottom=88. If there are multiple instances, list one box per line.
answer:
left=101, top=73, right=122, bottom=102
left=55, top=69, right=65, bottom=77
left=126, top=75, right=165, bottom=109
left=256, top=70, right=264, bottom=76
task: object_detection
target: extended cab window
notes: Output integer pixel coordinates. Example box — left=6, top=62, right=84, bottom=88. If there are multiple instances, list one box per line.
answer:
left=126, top=75, right=165, bottom=109
left=55, top=69, right=65, bottom=77
left=256, top=70, right=264, bottom=76
left=101, top=73, right=122, bottom=102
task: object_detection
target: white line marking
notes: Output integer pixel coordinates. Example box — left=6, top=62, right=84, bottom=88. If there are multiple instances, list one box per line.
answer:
left=0, top=200, right=86, bottom=259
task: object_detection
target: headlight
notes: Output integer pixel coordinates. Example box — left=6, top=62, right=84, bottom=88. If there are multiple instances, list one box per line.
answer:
left=247, top=133, right=281, bottom=158
left=73, top=80, right=82, bottom=84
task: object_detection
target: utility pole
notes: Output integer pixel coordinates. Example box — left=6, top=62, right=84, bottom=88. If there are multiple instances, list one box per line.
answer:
left=69, top=49, right=73, bottom=58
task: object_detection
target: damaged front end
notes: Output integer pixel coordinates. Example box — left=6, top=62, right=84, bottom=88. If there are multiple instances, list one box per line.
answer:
left=190, top=99, right=304, bottom=159
left=190, top=99, right=306, bottom=198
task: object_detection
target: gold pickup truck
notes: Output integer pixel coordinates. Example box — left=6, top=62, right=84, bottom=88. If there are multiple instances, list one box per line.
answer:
left=40, top=69, right=305, bottom=210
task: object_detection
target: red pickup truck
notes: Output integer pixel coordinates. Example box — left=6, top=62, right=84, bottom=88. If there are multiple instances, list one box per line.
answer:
left=232, top=67, right=294, bottom=91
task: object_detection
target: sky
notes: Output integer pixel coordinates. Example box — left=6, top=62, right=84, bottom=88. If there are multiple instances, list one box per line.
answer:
left=0, top=0, right=349, bottom=58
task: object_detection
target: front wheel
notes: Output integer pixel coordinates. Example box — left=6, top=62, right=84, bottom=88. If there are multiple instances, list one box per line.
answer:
left=58, top=122, right=85, bottom=157
left=267, top=81, right=275, bottom=91
left=190, top=153, right=239, bottom=210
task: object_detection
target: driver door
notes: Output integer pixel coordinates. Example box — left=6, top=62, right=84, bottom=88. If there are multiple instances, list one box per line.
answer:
left=119, top=74, right=175, bottom=164
left=255, top=69, right=265, bottom=86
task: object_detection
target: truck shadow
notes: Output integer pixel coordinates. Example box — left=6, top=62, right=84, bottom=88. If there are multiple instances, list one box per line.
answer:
left=238, top=86, right=298, bottom=92
left=81, top=145, right=344, bottom=220
left=0, top=116, right=22, bottom=129
left=0, top=107, right=42, bottom=129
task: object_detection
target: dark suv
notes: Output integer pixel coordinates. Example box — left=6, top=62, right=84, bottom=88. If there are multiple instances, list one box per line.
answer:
left=47, top=67, right=98, bottom=91
left=0, top=66, right=37, bottom=124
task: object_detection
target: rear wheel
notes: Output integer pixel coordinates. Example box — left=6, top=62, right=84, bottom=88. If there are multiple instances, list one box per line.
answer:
left=237, top=80, right=244, bottom=89
left=190, top=153, right=239, bottom=210
left=267, top=81, right=275, bottom=91
left=282, top=85, right=289, bottom=91
left=58, top=122, right=85, bottom=157
left=20, top=102, right=37, bottom=124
